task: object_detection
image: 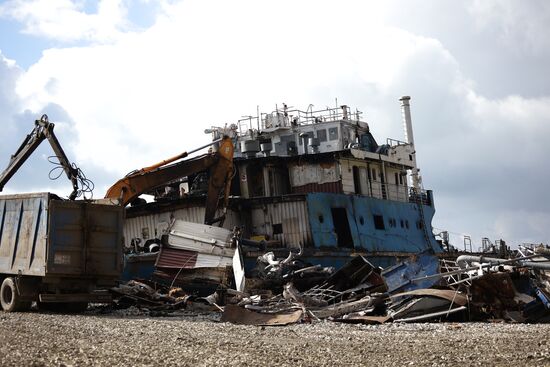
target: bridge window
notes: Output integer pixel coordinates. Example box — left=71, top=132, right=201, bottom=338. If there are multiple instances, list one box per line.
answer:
left=317, top=129, right=327, bottom=142
left=329, top=127, right=339, bottom=141
left=298, top=132, right=312, bottom=145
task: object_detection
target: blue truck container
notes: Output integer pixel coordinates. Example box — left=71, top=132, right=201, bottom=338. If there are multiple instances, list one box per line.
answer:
left=0, top=193, right=123, bottom=311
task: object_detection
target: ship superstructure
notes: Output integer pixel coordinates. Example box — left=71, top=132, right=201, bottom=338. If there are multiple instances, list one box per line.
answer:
left=124, top=97, right=442, bottom=270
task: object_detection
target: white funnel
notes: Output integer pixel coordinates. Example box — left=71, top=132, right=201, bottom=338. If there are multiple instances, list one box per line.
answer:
left=399, top=96, right=421, bottom=190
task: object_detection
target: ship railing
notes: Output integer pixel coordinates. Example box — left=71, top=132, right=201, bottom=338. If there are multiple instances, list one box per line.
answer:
left=237, top=115, right=259, bottom=136
left=367, top=183, right=430, bottom=205
left=258, top=105, right=364, bottom=130
left=367, top=181, right=409, bottom=203
left=286, top=105, right=361, bottom=125
left=408, top=187, right=431, bottom=206
left=233, top=105, right=366, bottom=134
left=386, top=138, right=408, bottom=147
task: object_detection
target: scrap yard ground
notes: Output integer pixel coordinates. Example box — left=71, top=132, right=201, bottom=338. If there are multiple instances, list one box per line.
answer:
left=1, top=312, right=549, bottom=367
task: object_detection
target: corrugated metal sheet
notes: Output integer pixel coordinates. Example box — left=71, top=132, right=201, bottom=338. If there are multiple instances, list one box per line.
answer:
left=156, top=249, right=231, bottom=278
left=123, top=207, right=241, bottom=249
left=154, top=220, right=235, bottom=270
left=168, top=220, right=234, bottom=255
left=155, top=247, right=198, bottom=269
left=249, top=199, right=311, bottom=248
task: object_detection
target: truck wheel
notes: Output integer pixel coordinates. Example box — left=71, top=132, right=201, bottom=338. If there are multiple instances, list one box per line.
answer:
left=0, top=277, right=32, bottom=312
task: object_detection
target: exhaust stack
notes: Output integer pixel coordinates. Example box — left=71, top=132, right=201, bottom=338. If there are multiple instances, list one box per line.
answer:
left=399, top=96, right=421, bottom=190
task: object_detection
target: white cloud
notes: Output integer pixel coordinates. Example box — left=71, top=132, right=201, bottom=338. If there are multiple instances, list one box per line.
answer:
left=15, top=1, right=428, bottom=174
left=2, top=0, right=549, bottom=244
left=0, top=51, right=85, bottom=197
left=0, top=0, right=129, bottom=43
left=468, top=0, right=550, bottom=55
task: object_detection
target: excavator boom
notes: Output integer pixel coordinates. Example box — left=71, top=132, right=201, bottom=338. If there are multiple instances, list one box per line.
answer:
left=0, top=115, right=80, bottom=200
left=105, top=137, right=234, bottom=225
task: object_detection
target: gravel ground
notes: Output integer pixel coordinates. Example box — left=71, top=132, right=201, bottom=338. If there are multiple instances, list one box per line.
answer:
left=1, top=309, right=549, bottom=367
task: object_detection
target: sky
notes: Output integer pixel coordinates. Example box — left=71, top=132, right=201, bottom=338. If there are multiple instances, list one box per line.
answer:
left=0, top=0, right=548, bottom=249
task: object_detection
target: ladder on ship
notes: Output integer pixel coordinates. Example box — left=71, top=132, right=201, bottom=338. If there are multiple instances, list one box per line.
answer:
left=413, top=188, right=432, bottom=247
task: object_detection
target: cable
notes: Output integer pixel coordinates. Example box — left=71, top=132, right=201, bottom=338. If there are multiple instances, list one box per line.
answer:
left=48, top=155, right=95, bottom=200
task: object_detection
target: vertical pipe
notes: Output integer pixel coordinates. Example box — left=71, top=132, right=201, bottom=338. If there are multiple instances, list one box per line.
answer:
left=399, top=96, right=420, bottom=190
left=257, top=105, right=260, bottom=131
left=400, top=96, right=414, bottom=146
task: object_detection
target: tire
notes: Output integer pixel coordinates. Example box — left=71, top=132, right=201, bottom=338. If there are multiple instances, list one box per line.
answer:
left=0, top=277, right=32, bottom=312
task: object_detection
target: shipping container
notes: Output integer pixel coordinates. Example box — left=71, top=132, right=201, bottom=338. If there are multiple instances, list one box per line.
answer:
left=0, top=193, right=123, bottom=311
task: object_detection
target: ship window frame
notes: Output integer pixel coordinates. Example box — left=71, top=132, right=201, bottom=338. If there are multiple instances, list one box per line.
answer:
left=328, top=127, right=339, bottom=141
left=317, top=129, right=328, bottom=142
left=372, top=168, right=377, bottom=181
left=373, top=215, right=385, bottom=230
left=298, top=132, right=313, bottom=146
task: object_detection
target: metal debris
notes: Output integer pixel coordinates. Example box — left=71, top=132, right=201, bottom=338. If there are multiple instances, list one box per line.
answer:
left=221, top=248, right=550, bottom=326
left=110, top=280, right=219, bottom=314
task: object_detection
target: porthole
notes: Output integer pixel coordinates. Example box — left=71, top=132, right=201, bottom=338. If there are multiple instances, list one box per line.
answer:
left=359, top=216, right=365, bottom=225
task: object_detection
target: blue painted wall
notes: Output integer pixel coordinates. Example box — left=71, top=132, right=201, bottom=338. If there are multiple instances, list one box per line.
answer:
left=306, top=193, right=442, bottom=253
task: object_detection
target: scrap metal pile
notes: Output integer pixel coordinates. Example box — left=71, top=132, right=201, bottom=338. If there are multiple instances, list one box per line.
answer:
left=110, top=244, right=550, bottom=326
left=220, top=245, right=550, bottom=326
left=109, top=280, right=223, bottom=315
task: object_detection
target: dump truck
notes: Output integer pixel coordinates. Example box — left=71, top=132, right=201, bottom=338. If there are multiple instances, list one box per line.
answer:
left=0, top=115, right=123, bottom=312
left=0, top=193, right=123, bottom=311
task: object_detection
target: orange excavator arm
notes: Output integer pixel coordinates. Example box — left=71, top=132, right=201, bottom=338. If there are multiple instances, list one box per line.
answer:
left=105, top=137, right=234, bottom=225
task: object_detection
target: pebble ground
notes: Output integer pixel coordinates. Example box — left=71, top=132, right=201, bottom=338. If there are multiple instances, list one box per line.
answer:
left=1, top=309, right=549, bottom=366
